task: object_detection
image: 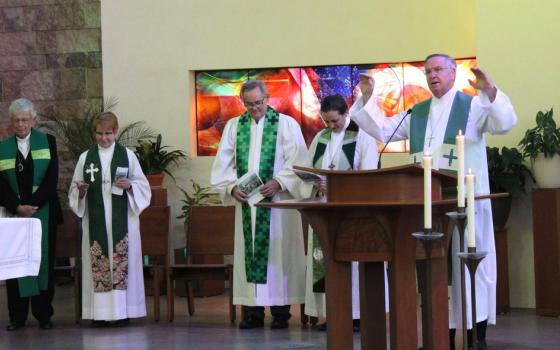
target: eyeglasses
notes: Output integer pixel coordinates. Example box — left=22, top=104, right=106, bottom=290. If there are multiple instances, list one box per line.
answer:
left=243, top=98, right=266, bottom=108
left=12, top=118, right=33, bottom=125
left=424, top=66, right=453, bottom=75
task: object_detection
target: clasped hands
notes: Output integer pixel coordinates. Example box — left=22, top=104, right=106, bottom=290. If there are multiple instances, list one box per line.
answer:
left=17, top=204, right=39, bottom=217
left=313, top=179, right=327, bottom=195
left=232, top=179, right=281, bottom=203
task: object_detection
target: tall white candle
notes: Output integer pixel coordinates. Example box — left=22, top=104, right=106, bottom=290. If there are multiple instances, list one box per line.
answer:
left=422, top=153, right=432, bottom=229
left=466, top=169, right=476, bottom=248
left=457, top=130, right=465, bottom=208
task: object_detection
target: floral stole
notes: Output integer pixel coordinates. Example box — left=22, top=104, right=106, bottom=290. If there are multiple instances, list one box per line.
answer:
left=84, top=143, right=129, bottom=292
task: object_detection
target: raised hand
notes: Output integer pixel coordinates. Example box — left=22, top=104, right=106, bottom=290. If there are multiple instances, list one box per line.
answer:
left=469, top=67, right=497, bottom=102
left=359, top=73, right=375, bottom=104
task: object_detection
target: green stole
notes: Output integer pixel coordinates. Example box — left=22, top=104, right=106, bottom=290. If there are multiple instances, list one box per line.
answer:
left=311, top=125, right=358, bottom=292
left=235, top=107, right=279, bottom=284
left=409, top=91, right=472, bottom=173
left=312, top=125, right=358, bottom=170
left=84, top=143, right=129, bottom=292
left=410, top=92, right=472, bottom=285
left=0, top=129, right=51, bottom=297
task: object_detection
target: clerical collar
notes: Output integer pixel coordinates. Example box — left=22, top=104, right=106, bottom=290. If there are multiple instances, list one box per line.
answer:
left=433, top=87, right=457, bottom=104
left=16, top=132, right=31, bottom=159
left=99, top=142, right=116, bottom=153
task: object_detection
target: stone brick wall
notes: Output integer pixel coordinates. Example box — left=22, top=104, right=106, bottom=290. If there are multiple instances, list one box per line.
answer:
left=0, top=0, right=102, bottom=198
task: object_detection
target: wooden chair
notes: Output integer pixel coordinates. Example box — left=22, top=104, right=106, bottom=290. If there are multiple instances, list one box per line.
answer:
left=140, top=205, right=170, bottom=322
left=167, top=205, right=235, bottom=322
left=54, top=208, right=81, bottom=324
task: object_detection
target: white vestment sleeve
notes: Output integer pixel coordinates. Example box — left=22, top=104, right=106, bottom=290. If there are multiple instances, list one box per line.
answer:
left=297, top=132, right=320, bottom=199
left=68, top=152, right=87, bottom=218
left=273, top=116, right=309, bottom=199
left=125, top=148, right=151, bottom=215
left=210, top=118, right=240, bottom=206
left=472, top=89, right=517, bottom=135
left=349, top=95, right=409, bottom=142
left=355, top=130, right=379, bottom=170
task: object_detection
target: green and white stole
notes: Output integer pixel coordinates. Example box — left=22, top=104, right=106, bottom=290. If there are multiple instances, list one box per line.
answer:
left=84, top=143, right=129, bottom=292
left=235, top=107, right=279, bottom=284
left=311, top=125, right=358, bottom=292
left=409, top=91, right=472, bottom=173
left=0, top=129, right=51, bottom=297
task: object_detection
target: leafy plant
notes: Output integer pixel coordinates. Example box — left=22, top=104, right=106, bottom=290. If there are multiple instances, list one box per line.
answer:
left=486, top=146, right=535, bottom=196
left=518, top=108, right=560, bottom=159
left=134, top=134, right=188, bottom=179
left=177, top=179, right=221, bottom=223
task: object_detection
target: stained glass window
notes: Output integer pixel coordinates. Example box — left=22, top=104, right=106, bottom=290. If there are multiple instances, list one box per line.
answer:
left=195, top=58, right=476, bottom=156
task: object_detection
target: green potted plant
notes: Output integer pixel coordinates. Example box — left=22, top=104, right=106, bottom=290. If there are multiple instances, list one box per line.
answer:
left=176, top=179, right=222, bottom=297
left=134, top=134, right=188, bottom=186
left=518, top=108, right=560, bottom=188
left=176, top=179, right=221, bottom=225
left=486, top=146, right=535, bottom=230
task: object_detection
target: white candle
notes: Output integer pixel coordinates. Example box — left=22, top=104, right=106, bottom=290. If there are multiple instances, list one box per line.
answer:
left=422, top=153, right=432, bottom=229
left=466, top=169, right=476, bottom=248
left=457, top=130, right=465, bottom=208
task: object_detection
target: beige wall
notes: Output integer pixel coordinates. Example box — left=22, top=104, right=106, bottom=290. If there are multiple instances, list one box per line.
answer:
left=101, top=0, right=560, bottom=309
left=101, top=0, right=475, bottom=247
left=475, top=0, right=560, bottom=309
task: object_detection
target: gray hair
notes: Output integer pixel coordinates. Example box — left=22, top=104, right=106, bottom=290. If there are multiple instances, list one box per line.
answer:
left=424, top=53, right=457, bottom=69
left=240, top=80, right=269, bottom=97
left=8, top=98, right=37, bottom=119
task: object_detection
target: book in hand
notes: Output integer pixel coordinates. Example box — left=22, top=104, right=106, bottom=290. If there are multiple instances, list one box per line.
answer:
left=112, top=167, right=129, bottom=196
left=237, top=171, right=265, bottom=206
left=294, top=169, right=325, bottom=182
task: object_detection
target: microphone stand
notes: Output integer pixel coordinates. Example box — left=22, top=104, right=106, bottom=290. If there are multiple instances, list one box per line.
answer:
left=377, top=109, right=412, bottom=169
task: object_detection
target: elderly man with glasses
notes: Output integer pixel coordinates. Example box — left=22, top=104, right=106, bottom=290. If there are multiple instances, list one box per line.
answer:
left=211, top=79, right=308, bottom=330
left=349, top=53, right=517, bottom=350
left=0, top=98, right=63, bottom=331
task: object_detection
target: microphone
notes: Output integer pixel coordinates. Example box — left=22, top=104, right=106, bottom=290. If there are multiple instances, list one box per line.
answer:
left=377, top=108, right=412, bottom=169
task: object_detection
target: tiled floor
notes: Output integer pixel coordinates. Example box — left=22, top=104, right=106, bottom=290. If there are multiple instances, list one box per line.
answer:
left=0, top=284, right=558, bottom=349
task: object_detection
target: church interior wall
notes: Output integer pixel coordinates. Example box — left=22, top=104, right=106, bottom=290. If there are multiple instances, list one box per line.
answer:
left=101, top=0, right=558, bottom=308
left=474, top=0, right=560, bottom=309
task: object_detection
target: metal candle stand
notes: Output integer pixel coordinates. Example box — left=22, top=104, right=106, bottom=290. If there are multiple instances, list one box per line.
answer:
left=412, top=228, right=444, bottom=350
left=457, top=247, right=487, bottom=350
left=447, top=208, right=468, bottom=350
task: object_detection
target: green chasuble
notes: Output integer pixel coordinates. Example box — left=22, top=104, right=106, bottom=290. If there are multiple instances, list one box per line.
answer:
left=235, top=107, right=279, bottom=284
left=311, top=125, right=358, bottom=292
left=409, top=91, right=472, bottom=173
left=0, top=129, right=51, bottom=297
left=84, top=143, right=129, bottom=292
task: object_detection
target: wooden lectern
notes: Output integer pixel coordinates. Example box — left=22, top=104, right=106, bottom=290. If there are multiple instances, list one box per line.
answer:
left=259, top=164, right=458, bottom=350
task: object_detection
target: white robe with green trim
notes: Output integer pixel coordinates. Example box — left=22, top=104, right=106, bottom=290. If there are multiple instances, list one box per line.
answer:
left=350, top=86, right=517, bottom=329
left=303, top=119, right=381, bottom=319
left=211, top=113, right=308, bottom=306
left=69, top=143, right=152, bottom=321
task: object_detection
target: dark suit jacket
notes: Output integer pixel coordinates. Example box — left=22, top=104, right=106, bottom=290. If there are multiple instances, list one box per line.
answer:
left=0, top=132, right=63, bottom=227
